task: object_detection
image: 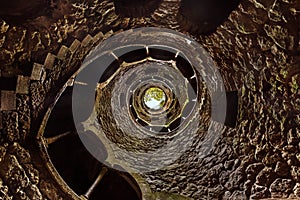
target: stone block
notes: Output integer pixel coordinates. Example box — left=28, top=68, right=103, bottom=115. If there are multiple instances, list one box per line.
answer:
left=57, top=45, right=69, bottom=60
left=16, top=76, right=30, bottom=94
left=0, top=91, right=16, bottom=111
left=44, top=53, right=56, bottom=69
left=31, top=63, right=43, bottom=81
left=69, top=39, right=81, bottom=52
left=82, top=34, right=93, bottom=47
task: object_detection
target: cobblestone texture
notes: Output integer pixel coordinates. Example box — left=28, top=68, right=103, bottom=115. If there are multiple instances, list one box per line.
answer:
left=0, top=0, right=299, bottom=199
left=0, top=143, right=66, bottom=199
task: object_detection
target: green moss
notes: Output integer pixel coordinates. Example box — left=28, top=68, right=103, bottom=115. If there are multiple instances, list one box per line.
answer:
left=143, top=87, right=166, bottom=110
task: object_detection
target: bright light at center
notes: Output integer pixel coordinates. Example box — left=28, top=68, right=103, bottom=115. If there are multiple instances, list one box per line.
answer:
left=143, top=87, right=166, bottom=110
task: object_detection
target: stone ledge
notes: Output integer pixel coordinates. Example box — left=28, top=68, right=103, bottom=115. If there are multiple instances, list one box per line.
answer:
left=31, top=63, right=44, bottom=81
left=0, top=91, right=16, bottom=111
left=44, top=53, right=56, bottom=70
left=16, top=76, right=30, bottom=94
